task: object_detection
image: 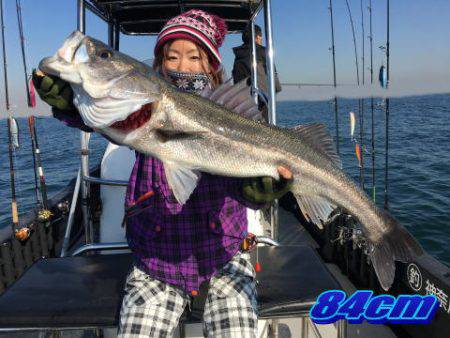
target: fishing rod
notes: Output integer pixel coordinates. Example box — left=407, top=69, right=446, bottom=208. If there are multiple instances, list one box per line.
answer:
left=28, top=116, right=50, bottom=213
left=368, top=0, right=376, bottom=201
left=28, top=116, right=41, bottom=208
left=359, top=0, right=365, bottom=190
left=7, top=118, right=20, bottom=233
left=1, top=0, right=20, bottom=234
left=15, top=0, right=31, bottom=107
left=384, top=0, right=390, bottom=210
left=0, top=0, right=9, bottom=110
left=328, top=0, right=340, bottom=156
left=29, top=117, right=49, bottom=210
left=345, top=0, right=365, bottom=188
left=344, top=0, right=360, bottom=86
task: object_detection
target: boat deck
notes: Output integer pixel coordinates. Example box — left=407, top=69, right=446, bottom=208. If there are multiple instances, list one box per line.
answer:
left=0, top=207, right=398, bottom=338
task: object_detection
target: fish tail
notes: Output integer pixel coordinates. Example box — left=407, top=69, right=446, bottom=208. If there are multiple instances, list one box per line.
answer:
left=370, top=212, right=424, bottom=291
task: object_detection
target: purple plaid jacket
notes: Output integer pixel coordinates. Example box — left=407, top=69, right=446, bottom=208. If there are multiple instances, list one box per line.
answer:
left=53, top=109, right=259, bottom=294
left=125, top=152, right=258, bottom=294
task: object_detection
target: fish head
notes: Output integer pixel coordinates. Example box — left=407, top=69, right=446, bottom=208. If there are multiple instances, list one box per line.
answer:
left=39, top=31, right=161, bottom=133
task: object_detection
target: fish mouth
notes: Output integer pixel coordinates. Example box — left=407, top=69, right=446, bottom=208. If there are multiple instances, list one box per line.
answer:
left=110, top=103, right=153, bottom=131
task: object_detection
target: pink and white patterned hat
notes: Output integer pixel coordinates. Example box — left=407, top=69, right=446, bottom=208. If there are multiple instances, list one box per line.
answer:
left=154, top=9, right=228, bottom=70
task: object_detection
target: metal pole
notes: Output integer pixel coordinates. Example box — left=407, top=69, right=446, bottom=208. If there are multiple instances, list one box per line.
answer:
left=61, top=169, right=81, bottom=257
left=250, top=20, right=259, bottom=104
left=384, top=0, right=390, bottom=210
left=263, top=0, right=278, bottom=240
left=77, top=0, right=85, bottom=33
left=77, top=0, right=92, bottom=244
left=328, top=0, right=340, bottom=155
left=263, top=0, right=277, bottom=125
left=0, top=0, right=10, bottom=110
left=108, top=20, right=114, bottom=48
left=114, top=21, right=120, bottom=51
left=81, top=132, right=93, bottom=244
left=369, top=0, right=376, bottom=201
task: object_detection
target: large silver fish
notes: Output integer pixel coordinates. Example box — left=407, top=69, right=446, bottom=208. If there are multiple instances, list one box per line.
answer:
left=39, top=31, right=423, bottom=290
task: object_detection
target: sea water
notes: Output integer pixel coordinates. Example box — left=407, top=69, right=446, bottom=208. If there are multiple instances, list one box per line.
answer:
left=0, top=94, right=449, bottom=265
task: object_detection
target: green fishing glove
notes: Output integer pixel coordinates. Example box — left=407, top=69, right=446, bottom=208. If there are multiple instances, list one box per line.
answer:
left=32, top=69, right=74, bottom=111
left=242, top=175, right=293, bottom=204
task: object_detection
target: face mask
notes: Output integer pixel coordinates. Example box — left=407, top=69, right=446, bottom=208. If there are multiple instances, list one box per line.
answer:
left=165, top=69, right=211, bottom=94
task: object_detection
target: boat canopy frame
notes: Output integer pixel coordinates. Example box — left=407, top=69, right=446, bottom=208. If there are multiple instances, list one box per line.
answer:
left=69, top=0, right=280, bottom=254
left=86, top=0, right=261, bottom=35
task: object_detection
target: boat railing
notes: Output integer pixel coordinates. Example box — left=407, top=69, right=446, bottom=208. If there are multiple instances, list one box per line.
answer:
left=71, top=242, right=130, bottom=256
left=70, top=236, right=281, bottom=257
left=82, top=175, right=128, bottom=187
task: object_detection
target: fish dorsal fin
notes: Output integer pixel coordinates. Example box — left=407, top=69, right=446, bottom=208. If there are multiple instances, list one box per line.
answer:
left=163, top=161, right=201, bottom=205
left=290, top=124, right=342, bottom=168
left=206, top=78, right=233, bottom=101
left=202, top=79, right=262, bottom=121
left=294, top=194, right=336, bottom=229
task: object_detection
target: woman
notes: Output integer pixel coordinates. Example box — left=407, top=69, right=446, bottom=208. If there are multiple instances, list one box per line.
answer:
left=34, top=10, right=292, bottom=337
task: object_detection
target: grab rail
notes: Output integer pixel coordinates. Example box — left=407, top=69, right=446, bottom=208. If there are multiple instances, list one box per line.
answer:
left=71, top=242, right=130, bottom=256
left=256, top=236, right=279, bottom=247
left=83, top=175, right=128, bottom=187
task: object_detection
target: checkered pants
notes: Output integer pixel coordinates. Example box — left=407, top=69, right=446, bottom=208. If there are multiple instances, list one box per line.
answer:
left=118, top=252, right=258, bottom=338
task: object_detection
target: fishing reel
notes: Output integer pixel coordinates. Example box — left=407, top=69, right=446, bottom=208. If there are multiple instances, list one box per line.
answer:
left=37, top=209, right=53, bottom=223
left=14, top=227, right=32, bottom=242
left=57, top=200, right=70, bottom=214
left=331, top=214, right=370, bottom=253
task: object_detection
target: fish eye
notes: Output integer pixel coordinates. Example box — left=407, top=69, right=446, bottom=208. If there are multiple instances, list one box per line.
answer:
left=98, top=50, right=113, bottom=59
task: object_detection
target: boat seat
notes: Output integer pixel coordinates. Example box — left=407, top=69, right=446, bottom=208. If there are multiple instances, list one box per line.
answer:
left=0, top=245, right=341, bottom=330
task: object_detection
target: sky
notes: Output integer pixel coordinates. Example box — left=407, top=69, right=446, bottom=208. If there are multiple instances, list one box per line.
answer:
left=0, top=0, right=450, bottom=117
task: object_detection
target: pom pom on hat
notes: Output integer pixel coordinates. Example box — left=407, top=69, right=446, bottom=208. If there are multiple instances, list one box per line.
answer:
left=155, top=10, right=228, bottom=70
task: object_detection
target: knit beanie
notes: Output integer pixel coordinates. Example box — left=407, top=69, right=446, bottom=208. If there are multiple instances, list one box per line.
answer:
left=154, top=10, right=228, bottom=70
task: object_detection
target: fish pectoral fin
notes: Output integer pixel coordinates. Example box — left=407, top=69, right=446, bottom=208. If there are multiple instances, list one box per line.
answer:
left=293, top=194, right=336, bottom=229
left=290, top=124, right=342, bottom=169
left=163, top=161, right=201, bottom=205
left=155, top=128, right=206, bottom=143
